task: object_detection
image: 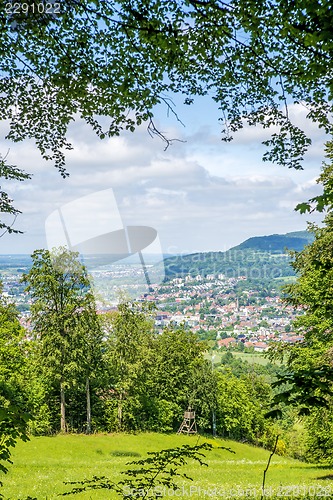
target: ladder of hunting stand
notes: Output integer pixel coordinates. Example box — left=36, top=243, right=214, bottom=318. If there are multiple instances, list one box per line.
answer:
left=177, top=406, right=197, bottom=434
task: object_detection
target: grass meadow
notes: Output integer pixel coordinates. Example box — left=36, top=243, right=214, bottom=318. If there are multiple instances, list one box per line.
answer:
left=2, top=433, right=333, bottom=499
left=211, top=351, right=272, bottom=366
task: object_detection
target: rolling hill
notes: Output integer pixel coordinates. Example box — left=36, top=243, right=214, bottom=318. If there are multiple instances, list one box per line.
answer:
left=163, top=230, right=313, bottom=281
left=232, top=230, right=314, bottom=253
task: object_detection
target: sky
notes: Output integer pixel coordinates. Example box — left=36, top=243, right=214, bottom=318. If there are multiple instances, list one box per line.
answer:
left=0, top=96, right=327, bottom=256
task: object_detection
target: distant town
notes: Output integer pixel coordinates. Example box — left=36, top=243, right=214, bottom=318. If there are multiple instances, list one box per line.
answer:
left=1, top=255, right=302, bottom=353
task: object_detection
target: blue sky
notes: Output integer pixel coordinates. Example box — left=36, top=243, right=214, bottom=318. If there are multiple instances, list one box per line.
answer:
left=0, top=96, right=326, bottom=255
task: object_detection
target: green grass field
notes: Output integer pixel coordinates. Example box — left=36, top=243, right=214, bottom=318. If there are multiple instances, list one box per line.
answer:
left=227, top=352, right=271, bottom=365
left=274, top=276, right=297, bottom=284
left=2, top=433, right=333, bottom=499
left=211, top=351, right=272, bottom=366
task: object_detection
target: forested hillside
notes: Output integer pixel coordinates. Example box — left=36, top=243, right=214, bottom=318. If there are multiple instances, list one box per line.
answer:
left=233, top=231, right=314, bottom=252
left=164, top=231, right=312, bottom=281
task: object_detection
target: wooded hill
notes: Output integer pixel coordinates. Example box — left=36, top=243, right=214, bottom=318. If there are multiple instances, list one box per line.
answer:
left=164, top=231, right=314, bottom=281
left=233, top=231, right=314, bottom=252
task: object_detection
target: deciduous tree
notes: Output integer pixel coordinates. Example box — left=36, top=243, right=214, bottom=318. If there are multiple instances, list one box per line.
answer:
left=102, top=301, right=155, bottom=430
left=0, top=156, right=30, bottom=236
left=268, top=184, right=333, bottom=431
left=1, top=0, right=333, bottom=173
left=22, top=247, right=101, bottom=432
left=0, top=281, right=31, bottom=488
left=1, top=0, right=333, bottom=231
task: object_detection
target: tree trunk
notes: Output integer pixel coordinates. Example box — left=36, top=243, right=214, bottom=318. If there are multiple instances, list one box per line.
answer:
left=86, top=377, right=91, bottom=434
left=60, top=382, right=66, bottom=433
left=117, top=392, right=123, bottom=430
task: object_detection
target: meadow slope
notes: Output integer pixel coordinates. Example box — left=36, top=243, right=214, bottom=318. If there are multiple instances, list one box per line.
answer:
left=3, top=433, right=333, bottom=499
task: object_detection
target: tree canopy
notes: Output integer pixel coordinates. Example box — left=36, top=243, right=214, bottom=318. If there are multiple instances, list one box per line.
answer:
left=0, top=155, right=30, bottom=235
left=22, top=247, right=101, bottom=432
left=266, top=182, right=333, bottom=411
left=1, top=0, right=333, bottom=177
left=0, top=281, right=32, bottom=483
left=264, top=205, right=333, bottom=460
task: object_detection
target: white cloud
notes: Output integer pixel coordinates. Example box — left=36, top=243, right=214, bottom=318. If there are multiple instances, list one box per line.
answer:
left=0, top=104, right=326, bottom=254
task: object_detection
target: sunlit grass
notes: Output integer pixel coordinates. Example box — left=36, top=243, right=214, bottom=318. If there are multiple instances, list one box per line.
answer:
left=210, top=351, right=272, bottom=366
left=2, top=433, right=333, bottom=499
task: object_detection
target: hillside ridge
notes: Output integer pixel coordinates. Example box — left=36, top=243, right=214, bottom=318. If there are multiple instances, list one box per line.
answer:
left=163, top=230, right=313, bottom=280
left=231, top=230, right=313, bottom=253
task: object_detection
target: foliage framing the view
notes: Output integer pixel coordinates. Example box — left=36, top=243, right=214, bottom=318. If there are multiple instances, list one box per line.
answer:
left=1, top=0, right=333, bottom=233
left=0, top=405, right=31, bottom=489
left=0, top=155, right=30, bottom=236
left=267, top=203, right=333, bottom=460
left=0, top=281, right=32, bottom=488
left=0, top=0, right=333, bottom=174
